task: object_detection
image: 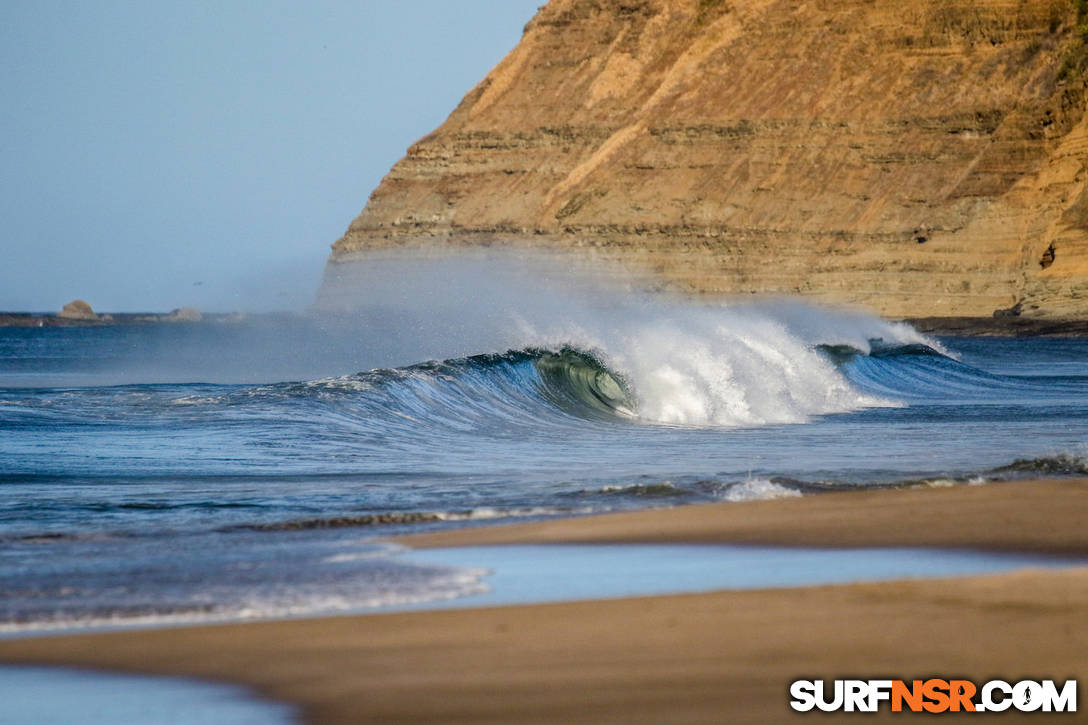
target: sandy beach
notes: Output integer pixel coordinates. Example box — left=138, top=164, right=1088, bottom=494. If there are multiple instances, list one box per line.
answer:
left=400, top=478, right=1088, bottom=553
left=1, top=479, right=1086, bottom=724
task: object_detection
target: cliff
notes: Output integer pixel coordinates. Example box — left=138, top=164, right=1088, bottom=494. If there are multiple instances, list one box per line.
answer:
left=329, top=0, right=1088, bottom=319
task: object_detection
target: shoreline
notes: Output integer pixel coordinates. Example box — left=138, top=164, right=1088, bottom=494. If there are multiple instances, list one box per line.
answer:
left=904, top=316, right=1088, bottom=337
left=0, top=480, right=1085, bottom=723
left=7, top=311, right=1088, bottom=337
left=397, top=478, right=1088, bottom=555
left=0, top=311, right=249, bottom=327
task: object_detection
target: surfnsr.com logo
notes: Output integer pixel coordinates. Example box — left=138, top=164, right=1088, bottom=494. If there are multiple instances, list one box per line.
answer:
left=790, top=679, right=1077, bottom=713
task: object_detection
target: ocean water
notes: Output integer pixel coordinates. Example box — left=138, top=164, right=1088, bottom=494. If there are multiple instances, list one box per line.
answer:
left=0, top=666, right=295, bottom=724
left=3, top=285, right=1088, bottom=632
left=396, top=544, right=1085, bottom=611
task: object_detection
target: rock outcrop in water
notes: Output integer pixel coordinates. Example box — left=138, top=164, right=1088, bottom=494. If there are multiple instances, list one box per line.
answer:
left=329, top=0, right=1088, bottom=319
left=58, top=300, right=97, bottom=320
left=166, top=307, right=203, bottom=322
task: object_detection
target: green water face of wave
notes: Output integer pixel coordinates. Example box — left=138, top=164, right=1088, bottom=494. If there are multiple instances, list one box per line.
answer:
left=532, top=348, right=637, bottom=420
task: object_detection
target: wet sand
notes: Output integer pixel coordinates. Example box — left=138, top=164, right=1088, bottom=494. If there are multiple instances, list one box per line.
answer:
left=400, top=478, right=1088, bottom=553
left=1, top=479, right=1085, bottom=724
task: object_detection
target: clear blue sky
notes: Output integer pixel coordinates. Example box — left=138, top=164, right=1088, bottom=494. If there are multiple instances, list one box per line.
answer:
left=0, top=0, right=541, bottom=312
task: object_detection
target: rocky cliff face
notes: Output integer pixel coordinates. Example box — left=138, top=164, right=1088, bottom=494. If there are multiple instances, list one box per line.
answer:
left=329, top=0, right=1088, bottom=318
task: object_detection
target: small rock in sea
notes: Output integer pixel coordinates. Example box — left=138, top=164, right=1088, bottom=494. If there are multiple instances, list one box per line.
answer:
left=168, top=307, right=203, bottom=322
left=58, top=299, right=97, bottom=320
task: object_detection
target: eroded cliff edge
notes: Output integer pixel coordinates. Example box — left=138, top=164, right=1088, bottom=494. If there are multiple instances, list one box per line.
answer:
left=329, top=0, right=1088, bottom=319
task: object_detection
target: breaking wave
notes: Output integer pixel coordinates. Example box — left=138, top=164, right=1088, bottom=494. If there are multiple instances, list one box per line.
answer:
left=233, top=302, right=941, bottom=430
left=8, top=301, right=1012, bottom=432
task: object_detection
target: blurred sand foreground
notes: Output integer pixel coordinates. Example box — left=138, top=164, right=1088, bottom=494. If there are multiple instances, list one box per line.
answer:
left=1, top=479, right=1085, bottom=724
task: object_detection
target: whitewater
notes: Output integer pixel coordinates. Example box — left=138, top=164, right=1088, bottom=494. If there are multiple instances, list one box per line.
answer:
left=3, top=256, right=1088, bottom=631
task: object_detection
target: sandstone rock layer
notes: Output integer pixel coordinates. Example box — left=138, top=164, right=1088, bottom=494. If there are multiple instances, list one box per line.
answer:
left=330, top=0, right=1088, bottom=318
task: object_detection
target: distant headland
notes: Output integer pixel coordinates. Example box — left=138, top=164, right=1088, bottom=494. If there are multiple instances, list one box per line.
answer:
left=0, top=299, right=244, bottom=327
left=327, top=0, right=1088, bottom=320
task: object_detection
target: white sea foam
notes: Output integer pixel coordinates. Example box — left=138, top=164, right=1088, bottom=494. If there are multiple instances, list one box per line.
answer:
left=0, top=566, right=490, bottom=636
left=512, top=290, right=919, bottom=427
left=169, top=395, right=223, bottom=405
left=563, top=306, right=900, bottom=426
left=434, top=506, right=593, bottom=521
left=722, top=478, right=803, bottom=502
